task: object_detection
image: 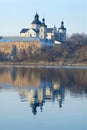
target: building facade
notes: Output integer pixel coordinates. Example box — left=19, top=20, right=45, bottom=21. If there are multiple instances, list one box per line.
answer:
left=20, top=13, right=67, bottom=43
left=0, top=37, right=41, bottom=56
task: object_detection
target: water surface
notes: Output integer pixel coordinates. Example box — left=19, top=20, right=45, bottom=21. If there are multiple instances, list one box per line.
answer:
left=0, top=67, right=87, bottom=130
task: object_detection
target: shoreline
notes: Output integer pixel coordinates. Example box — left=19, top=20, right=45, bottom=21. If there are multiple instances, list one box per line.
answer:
left=0, top=61, right=87, bottom=68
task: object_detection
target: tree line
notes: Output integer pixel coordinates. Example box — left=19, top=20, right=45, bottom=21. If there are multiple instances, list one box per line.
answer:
left=0, top=33, right=87, bottom=64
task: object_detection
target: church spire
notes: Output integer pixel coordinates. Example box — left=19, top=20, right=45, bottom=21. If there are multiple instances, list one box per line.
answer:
left=41, top=18, right=47, bottom=27
left=35, top=12, right=39, bottom=21
left=42, top=18, right=45, bottom=24
left=31, top=12, right=41, bottom=25
left=61, top=21, right=64, bottom=28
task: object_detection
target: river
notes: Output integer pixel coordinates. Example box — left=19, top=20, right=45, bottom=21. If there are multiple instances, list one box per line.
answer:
left=0, top=67, right=87, bottom=130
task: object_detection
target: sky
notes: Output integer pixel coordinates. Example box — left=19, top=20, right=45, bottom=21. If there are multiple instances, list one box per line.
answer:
left=0, top=0, right=87, bottom=36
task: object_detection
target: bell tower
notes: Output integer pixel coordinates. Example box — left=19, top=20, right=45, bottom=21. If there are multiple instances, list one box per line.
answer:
left=58, top=21, right=66, bottom=42
left=39, top=18, right=47, bottom=40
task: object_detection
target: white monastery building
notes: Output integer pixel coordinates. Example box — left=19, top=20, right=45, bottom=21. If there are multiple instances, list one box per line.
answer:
left=20, top=13, right=67, bottom=43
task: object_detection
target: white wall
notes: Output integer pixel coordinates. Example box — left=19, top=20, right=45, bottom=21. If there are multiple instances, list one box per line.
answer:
left=20, top=29, right=37, bottom=38
left=28, top=29, right=37, bottom=37
left=47, top=32, right=53, bottom=40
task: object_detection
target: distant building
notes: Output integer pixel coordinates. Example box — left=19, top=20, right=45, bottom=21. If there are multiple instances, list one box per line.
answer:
left=20, top=13, right=47, bottom=40
left=20, top=13, right=67, bottom=43
left=0, top=13, right=67, bottom=56
left=0, top=37, right=41, bottom=55
left=58, top=21, right=67, bottom=42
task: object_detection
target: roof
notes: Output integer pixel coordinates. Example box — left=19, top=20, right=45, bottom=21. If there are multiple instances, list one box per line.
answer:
left=31, top=13, right=42, bottom=25
left=41, top=23, right=47, bottom=27
left=58, top=21, right=66, bottom=30
left=0, top=36, right=2, bottom=40
left=41, top=18, right=47, bottom=27
left=47, top=28, right=53, bottom=33
left=0, top=37, right=40, bottom=42
left=58, top=27, right=66, bottom=30
left=20, top=28, right=29, bottom=33
left=31, top=19, right=42, bottom=25
left=32, top=28, right=39, bottom=33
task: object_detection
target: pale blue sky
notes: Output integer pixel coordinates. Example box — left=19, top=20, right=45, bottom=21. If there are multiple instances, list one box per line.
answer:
left=0, top=0, right=87, bottom=36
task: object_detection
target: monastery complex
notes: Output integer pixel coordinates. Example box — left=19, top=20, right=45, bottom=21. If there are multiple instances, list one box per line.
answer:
left=0, top=13, right=67, bottom=56
left=20, top=13, right=66, bottom=42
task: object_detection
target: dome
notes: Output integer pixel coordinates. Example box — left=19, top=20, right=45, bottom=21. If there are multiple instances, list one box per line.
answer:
left=58, top=21, right=66, bottom=30
left=41, top=18, right=47, bottom=27
left=31, top=13, right=42, bottom=25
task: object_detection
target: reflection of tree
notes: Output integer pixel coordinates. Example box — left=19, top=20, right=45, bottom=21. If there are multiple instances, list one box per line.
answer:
left=11, top=67, right=17, bottom=81
left=0, top=67, right=87, bottom=95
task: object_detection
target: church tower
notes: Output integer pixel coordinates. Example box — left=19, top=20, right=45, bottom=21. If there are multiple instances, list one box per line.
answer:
left=58, top=21, right=66, bottom=42
left=39, top=18, right=47, bottom=40
left=30, top=13, right=42, bottom=30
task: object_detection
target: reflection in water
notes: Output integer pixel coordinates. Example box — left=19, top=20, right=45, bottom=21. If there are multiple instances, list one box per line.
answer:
left=19, top=84, right=64, bottom=115
left=0, top=67, right=87, bottom=115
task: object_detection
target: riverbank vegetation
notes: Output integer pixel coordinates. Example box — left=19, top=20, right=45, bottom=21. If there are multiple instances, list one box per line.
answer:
left=0, top=33, right=87, bottom=66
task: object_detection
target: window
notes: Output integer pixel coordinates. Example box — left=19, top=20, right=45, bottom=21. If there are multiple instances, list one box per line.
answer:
left=41, top=29, right=43, bottom=32
left=30, top=34, right=32, bottom=37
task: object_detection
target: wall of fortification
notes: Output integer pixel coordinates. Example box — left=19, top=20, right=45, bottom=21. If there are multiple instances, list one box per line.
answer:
left=0, top=41, right=41, bottom=54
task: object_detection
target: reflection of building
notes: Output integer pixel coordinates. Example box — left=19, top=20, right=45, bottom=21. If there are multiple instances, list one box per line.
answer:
left=19, top=81, right=65, bottom=115
left=45, top=88, right=52, bottom=100
left=0, top=67, right=65, bottom=115
left=0, top=67, right=87, bottom=115
left=27, top=89, right=44, bottom=115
